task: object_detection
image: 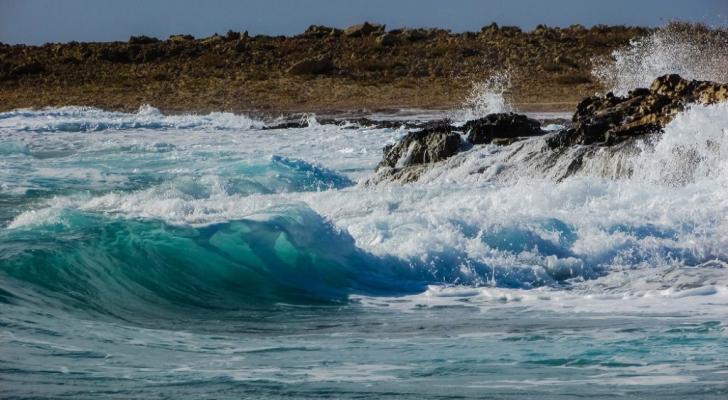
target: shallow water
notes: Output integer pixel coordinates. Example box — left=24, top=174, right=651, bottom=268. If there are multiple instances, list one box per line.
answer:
left=1, top=105, right=727, bottom=399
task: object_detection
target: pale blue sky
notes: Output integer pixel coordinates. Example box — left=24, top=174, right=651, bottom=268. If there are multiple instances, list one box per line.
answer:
left=1, top=0, right=727, bottom=44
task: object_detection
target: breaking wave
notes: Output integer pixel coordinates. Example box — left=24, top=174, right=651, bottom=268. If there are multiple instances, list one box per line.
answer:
left=593, top=23, right=728, bottom=95
left=5, top=99, right=728, bottom=315
left=1, top=84, right=728, bottom=317
left=451, top=71, right=513, bottom=122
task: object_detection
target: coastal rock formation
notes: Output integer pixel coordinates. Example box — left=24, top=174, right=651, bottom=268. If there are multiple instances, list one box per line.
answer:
left=376, top=113, right=544, bottom=171
left=304, top=25, right=342, bottom=37
left=343, top=22, right=385, bottom=37
left=378, top=123, right=461, bottom=169
left=549, top=74, right=728, bottom=147
left=128, top=35, right=160, bottom=45
left=464, top=113, right=543, bottom=145
left=372, top=113, right=546, bottom=182
left=371, top=74, right=728, bottom=184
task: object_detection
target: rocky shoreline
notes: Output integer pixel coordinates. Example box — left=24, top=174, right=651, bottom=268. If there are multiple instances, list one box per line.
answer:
left=367, top=74, right=728, bottom=184
left=0, top=23, right=653, bottom=113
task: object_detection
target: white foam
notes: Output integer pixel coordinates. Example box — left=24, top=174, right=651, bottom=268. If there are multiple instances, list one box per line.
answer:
left=631, top=102, right=728, bottom=185
left=4, top=102, right=728, bottom=298
left=0, top=105, right=265, bottom=132
left=593, top=24, right=728, bottom=95
left=355, top=282, right=728, bottom=317
left=450, top=71, right=513, bottom=123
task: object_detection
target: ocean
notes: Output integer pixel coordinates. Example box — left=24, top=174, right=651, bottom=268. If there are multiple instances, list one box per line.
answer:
left=1, top=97, right=727, bottom=399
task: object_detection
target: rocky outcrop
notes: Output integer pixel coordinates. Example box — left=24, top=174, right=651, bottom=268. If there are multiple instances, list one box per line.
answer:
left=304, top=25, right=342, bottom=38
left=378, top=123, right=461, bottom=170
left=375, top=113, right=544, bottom=172
left=128, top=35, right=160, bottom=45
left=371, top=113, right=547, bottom=182
left=343, top=22, right=385, bottom=37
left=549, top=74, right=728, bottom=147
left=464, top=113, right=543, bottom=145
left=370, top=74, right=728, bottom=185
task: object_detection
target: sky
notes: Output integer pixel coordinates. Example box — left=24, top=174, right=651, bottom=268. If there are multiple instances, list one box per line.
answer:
left=1, top=0, right=727, bottom=45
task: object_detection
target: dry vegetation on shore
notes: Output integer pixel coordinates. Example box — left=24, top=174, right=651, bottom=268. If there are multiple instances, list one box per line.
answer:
left=0, top=23, right=661, bottom=113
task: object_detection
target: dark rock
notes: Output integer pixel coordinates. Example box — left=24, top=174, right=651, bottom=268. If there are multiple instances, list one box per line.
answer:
left=304, top=25, right=342, bottom=37
left=480, top=23, right=499, bottom=35
left=377, top=123, right=461, bottom=170
left=371, top=113, right=545, bottom=180
left=128, top=35, right=159, bottom=45
left=464, top=113, right=543, bottom=145
left=500, top=26, right=523, bottom=36
left=225, top=30, right=241, bottom=41
left=376, top=33, right=398, bottom=46
left=287, top=57, right=335, bottom=76
left=552, top=74, right=728, bottom=147
left=651, top=73, right=728, bottom=104
left=533, top=24, right=553, bottom=35
left=545, top=129, right=571, bottom=149
left=344, top=22, right=385, bottom=37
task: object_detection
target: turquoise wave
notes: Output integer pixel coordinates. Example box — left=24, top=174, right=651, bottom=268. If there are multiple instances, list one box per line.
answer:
left=231, top=155, right=355, bottom=193
left=0, top=206, right=425, bottom=319
left=1, top=204, right=610, bottom=321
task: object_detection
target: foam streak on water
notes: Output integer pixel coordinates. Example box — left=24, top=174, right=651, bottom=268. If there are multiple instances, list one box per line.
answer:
left=1, top=104, right=727, bottom=399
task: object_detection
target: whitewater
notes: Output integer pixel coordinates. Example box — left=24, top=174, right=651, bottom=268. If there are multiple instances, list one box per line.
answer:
left=2, top=32, right=728, bottom=398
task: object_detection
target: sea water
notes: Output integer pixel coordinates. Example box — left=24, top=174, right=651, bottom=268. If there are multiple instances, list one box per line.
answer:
left=3, top=26, right=728, bottom=397
left=1, top=100, right=727, bottom=399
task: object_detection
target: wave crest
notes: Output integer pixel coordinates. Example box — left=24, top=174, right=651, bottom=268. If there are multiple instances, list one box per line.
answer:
left=0, top=105, right=264, bottom=132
